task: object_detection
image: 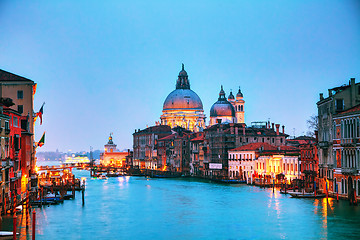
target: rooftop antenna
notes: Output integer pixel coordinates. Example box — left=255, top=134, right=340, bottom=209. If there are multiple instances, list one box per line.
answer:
left=293, top=128, right=296, bottom=139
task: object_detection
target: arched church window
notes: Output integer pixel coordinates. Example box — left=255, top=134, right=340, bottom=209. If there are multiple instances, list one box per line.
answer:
left=240, top=105, right=243, bottom=111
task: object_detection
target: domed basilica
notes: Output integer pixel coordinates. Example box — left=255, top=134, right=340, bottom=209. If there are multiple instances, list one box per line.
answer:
left=160, top=64, right=245, bottom=131
left=160, top=64, right=206, bottom=132
left=209, top=86, right=245, bottom=125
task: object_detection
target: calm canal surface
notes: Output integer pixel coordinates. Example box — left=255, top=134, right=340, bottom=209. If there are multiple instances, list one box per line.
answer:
left=4, top=169, right=360, bottom=239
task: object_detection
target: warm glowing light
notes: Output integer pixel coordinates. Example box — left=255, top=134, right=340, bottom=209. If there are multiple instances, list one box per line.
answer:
left=35, top=166, right=39, bottom=173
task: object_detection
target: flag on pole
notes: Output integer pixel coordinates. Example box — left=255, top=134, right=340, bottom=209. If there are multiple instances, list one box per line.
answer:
left=37, top=132, right=45, bottom=147
left=35, top=102, right=45, bottom=125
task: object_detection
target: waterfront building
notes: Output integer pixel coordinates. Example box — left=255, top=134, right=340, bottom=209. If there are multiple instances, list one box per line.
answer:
left=257, top=148, right=300, bottom=184
left=228, top=143, right=258, bottom=182
left=190, top=132, right=205, bottom=175
left=0, top=69, right=36, bottom=176
left=156, top=126, right=192, bottom=173
left=133, top=125, right=172, bottom=169
left=317, top=77, right=359, bottom=193
left=0, top=101, right=11, bottom=214
left=228, top=142, right=300, bottom=184
left=100, top=134, right=128, bottom=168
left=3, top=107, right=23, bottom=208
left=332, top=104, right=360, bottom=200
left=160, top=64, right=206, bottom=132
left=203, top=122, right=288, bottom=178
left=299, top=136, right=318, bottom=191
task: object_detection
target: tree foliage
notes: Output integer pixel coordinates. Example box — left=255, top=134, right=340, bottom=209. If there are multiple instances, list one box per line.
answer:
left=306, top=115, right=318, bottom=137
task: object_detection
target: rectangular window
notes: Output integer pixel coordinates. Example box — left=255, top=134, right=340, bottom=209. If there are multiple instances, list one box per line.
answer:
left=17, top=90, right=23, bottom=99
left=17, top=105, right=23, bottom=114
left=13, top=117, right=18, bottom=127
left=335, top=99, right=344, bottom=111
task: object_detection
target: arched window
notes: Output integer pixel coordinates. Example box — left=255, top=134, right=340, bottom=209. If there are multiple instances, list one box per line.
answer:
left=240, top=105, right=243, bottom=111
left=341, top=179, right=344, bottom=194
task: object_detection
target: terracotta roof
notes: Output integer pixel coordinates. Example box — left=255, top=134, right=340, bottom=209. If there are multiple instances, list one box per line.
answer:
left=0, top=69, right=34, bottom=83
left=133, top=125, right=171, bottom=135
left=191, top=135, right=204, bottom=142
left=230, top=142, right=299, bottom=153
left=231, top=142, right=277, bottom=151
left=158, top=134, right=176, bottom=141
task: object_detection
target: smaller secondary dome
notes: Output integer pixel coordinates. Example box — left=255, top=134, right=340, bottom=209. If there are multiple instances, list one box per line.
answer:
left=210, top=86, right=235, bottom=117
left=236, top=87, right=243, bottom=98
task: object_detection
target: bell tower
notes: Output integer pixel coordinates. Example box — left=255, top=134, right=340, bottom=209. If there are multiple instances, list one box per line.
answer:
left=234, top=87, right=245, bottom=123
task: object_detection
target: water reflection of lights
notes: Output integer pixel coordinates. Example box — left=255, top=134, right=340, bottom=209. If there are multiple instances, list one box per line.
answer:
left=118, top=176, right=130, bottom=187
left=314, top=197, right=334, bottom=239
left=267, top=188, right=281, bottom=215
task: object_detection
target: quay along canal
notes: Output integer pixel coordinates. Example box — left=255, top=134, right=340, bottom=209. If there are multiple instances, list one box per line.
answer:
left=1, top=169, right=360, bottom=240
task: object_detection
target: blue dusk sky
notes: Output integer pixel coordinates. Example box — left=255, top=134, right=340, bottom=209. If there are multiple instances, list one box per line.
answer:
left=1, top=0, right=359, bottom=152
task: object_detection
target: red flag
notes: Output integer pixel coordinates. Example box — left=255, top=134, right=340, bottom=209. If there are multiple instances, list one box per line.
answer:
left=37, top=103, right=44, bottom=125
left=38, top=132, right=45, bottom=147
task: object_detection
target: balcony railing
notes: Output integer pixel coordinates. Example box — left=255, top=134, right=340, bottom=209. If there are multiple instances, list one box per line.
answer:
left=341, top=168, right=358, bottom=175
left=340, top=138, right=357, bottom=147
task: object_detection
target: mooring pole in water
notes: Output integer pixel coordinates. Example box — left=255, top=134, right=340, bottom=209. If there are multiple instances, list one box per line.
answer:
left=32, top=209, right=36, bottom=240
left=273, top=179, right=275, bottom=193
left=13, top=214, right=16, bottom=240
left=336, top=183, right=339, bottom=202
left=82, top=186, right=85, bottom=206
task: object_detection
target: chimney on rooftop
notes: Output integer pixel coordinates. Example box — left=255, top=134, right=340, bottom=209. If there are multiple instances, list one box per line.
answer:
left=275, top=124, right=280, bottom=135
left=328, top=89, right=332, bottom=97
left=282, top=125, right=285, bottom=134
left=320, top=93, right=324, bottom=100
left=351, top=78, right=355, bottom=85
left=272, top=123, right=274, bottom=130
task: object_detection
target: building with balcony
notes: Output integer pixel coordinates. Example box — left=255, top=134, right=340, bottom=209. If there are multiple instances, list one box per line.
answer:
left=317, top=77, right=360, bottom=193
left=228, top=142, right=300, bottom=184
left=333, top=104, right=360, bottom=200
left=133, top=125, right=172, bottom=169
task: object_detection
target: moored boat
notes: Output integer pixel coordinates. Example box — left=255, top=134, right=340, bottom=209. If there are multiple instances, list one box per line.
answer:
left=288, top=191, right=326, bottom=198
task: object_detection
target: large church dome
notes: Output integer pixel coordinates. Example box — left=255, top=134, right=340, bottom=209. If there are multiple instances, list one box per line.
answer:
left=210, top=86, right=235, bottom=117
left=163, top=89, right=203, bottom=110
left=160, top=64, right=206, bottom=132
left=163, top=64, right=203, bottom=111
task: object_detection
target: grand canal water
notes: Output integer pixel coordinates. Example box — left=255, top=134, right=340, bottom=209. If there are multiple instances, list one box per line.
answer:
left=2, top=168, right=360, bottom=239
